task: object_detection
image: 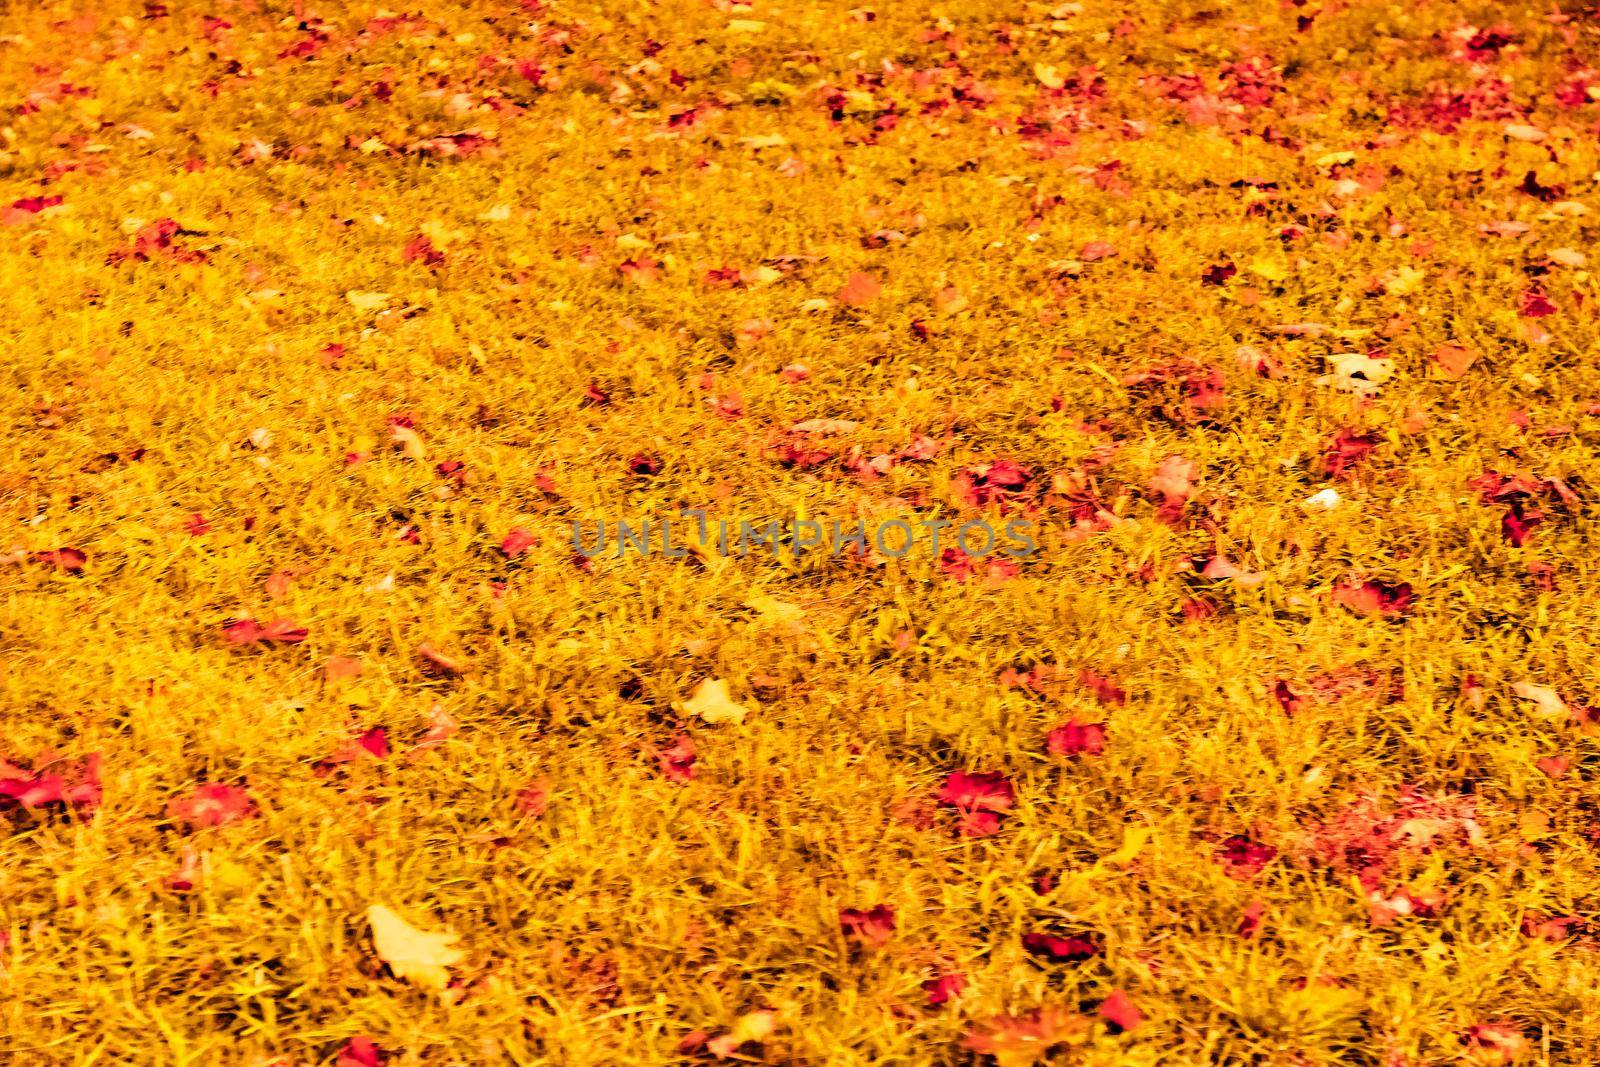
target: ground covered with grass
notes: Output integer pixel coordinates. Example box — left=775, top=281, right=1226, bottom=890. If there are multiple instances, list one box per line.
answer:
left=4, top=0, right=1600, bottom=1063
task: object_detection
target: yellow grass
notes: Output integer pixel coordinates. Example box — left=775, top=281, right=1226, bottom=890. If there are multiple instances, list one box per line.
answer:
left=2, top=0, right=1600, bottom=1063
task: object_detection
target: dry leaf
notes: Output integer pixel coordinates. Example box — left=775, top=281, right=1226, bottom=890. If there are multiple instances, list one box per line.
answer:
left=1512, top=682, right=1567, bottom=718
left=367, top=904, right=464, bottom=991
left=682, top=678, right=748, bottom=725
left=391, top=425, right=426, bottom=460
left=707, top=1009, right=777, bottom=1058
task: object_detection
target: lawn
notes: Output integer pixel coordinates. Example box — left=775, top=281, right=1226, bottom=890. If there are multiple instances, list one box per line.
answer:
left=3, top=0, right=1600, bottom=1063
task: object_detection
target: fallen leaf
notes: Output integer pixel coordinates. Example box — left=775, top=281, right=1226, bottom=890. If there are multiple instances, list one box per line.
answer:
left=682, top=678, right=748, bottom=725
left=367, top=904, right=465, bottom=991
left=1512, top=682, right=1567, bottom=718
left=706, top=1009, right=776, bottom=1058
left=837, top=272, right=881, bottom=306
left=963, top=1009, right=1087, bottom=1067
left=1098, top=989, right=1141, bottom=1032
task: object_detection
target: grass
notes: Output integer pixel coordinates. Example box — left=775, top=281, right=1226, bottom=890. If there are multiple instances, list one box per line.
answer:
left=2, top=0, right=1600, bottom=1063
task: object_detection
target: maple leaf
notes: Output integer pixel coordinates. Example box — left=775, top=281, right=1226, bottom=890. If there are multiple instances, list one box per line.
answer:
left=1022, top=930, right=1102, bottom=962
left=1217, top=835, right=1277, bottom=879
left=839, top=904, right=895, bottom=946
left=962, top=1009, right=1088, bottom=1067
left=1322, top=430, right=1378, bottom=479
left=923, top=970, right=965, bottom=1006
left=1198, top=552, right=1265, bottom=587
left=1520, top=914, right=1588, bottom=942
left=407, top=705, right=460, bottom=759
left=367, top=904, right=465, bottom=991
left=1511, top=682, right=1567, bottom=718
left=0, top=754, right=101, bottom=814
left=1463, top=1022, right=1531, bottom=1064
left=318, top=727, right=389, bottom=772
left=1046, top=720, right=1106, bottom=757
left=32, top=547, right=86, bottom=573
left=167, top=783, right=257, bottom=829
left=627, top=452, right=663, bottom=475
left=655, top=734, right=696, bottom=782
left=1148, top=455, right=1195, bottom=508
left=937, top=770, right=1016, bottom=838
left=1232, top=900, right=1267, bottom=942
left=1432, top=344, right=1476, bottom=378
left=326, top=656, right=364, bottom=683
left=682, top=679, right=748, bottom=725
left=390, top=423, right=426, bottom=460
left=224, top=617, right=308, bottom=645
left=705, top=1009, right=777, bottom=1058
left=837, top=271, right=881, bottom=306
left=418, top=642, right=468, bottom=678
left=1331, top=579, right=1413, bottom=617
left=1098, top=989, right=1141, bottom=1033
left=336, top=1036, right=385, bottom=1067
left=516, top=777, right=550, bottom=816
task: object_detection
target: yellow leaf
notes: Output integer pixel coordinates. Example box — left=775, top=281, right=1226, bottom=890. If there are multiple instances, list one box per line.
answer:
left=746, top=595, right=804, bottom=627
left=743, top=265, right=784, bottom=287
left=707, top=1010, right=777, bottom=1058
left=739, top=134, right=789, bottom=150
left=1249, top=257, right=1286, bottom=283
left=391, top=425, right=426, bottom=461
left=1386, top=266, right=1424, bottom=295
left=346, top=290, right=392, bottom=310
left=682, top=678, right=748, bottom=725
left=1102, top=825, right=1150, bottom=868
left=367, top=904, right=464, bottom=991
left=1512, top=682, right=1567, bottom=718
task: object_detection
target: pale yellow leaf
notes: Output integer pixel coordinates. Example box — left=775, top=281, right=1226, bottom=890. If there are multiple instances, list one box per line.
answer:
left=346, top=290, right=392, bottom=310
left=682, top=678, right=748, bottom=725
left=367, top=904, right=464, bottom=991
left=1513, top=682, right=1567, bottom=718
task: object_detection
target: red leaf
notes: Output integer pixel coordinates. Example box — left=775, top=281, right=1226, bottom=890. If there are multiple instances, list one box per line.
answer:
left=1237, top=899, right=1267, bottom=938
left=923, top=970, right=965, bottom=1006
left=326, top=656, right=364, bottom=682
left=1217, top=835, right=1277, bottom=879
left=224, top=617, right=309, bottom=644
left=656, top=734, right=696, bottom=783
left=401, top=234, right=445, bottom=266
left=1098, top=989, right=1141, bottom=1033
left=839, top=904, right=896, bottom=946
left=1322, top=430, right=1378, bottom=479
left=516, top=777, right=551, bottom=816
left=1046, top=720, right=1106, bottom=757
left=627, top=453, right=662, bottom=475
left=1432, top=344, right=1476, bottom=378
left=33, top=547, right=86, bottom=573
left=938, top=770, right=1016, bottom=837
left=167, top=783, right=256, bottom=829
left=0, top=754, right=101, bottom=814
left=1331, top=579, right=1413, bottom=617
left=418, top=642, right=467, bottom=677
left=337, top=1036, right=385, bottom=1067
left=837, top=271, right=882, bottom=306
left=1022, top=930, right=1102, bottom=961
left=501, top=528, right=536, bottom=557
left=318, top=727, right=390, bottom=772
